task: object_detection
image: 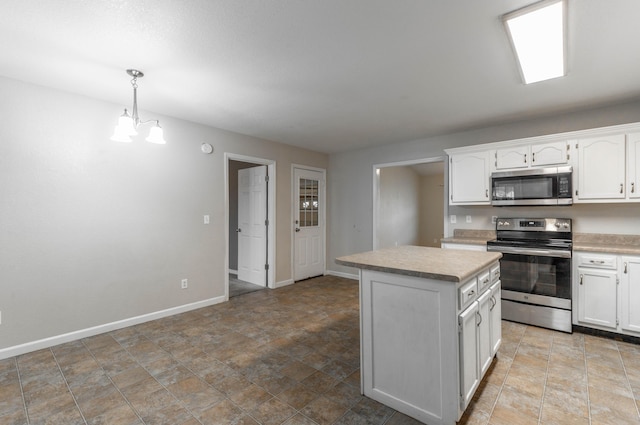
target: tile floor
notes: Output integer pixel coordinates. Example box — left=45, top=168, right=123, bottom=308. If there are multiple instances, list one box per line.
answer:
left=1, top=275, right=640, bottom=424
left=229, top=274, right=265, bottom=298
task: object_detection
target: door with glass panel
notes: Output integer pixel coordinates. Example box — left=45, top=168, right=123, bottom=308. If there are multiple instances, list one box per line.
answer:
left=293, top=167, right=325, bottom=281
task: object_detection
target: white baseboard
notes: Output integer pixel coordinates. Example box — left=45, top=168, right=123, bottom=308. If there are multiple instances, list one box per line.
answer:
left=228, top=269, right=238, bottom=275
left=0, top=296, right=226, bottom=361
left=326, top=270, right=359, bottom=280
left=273, top=278, right=295, bottom=289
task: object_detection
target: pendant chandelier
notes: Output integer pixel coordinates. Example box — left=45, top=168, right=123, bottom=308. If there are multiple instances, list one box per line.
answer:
left=111, top=69, right=167, bottom=144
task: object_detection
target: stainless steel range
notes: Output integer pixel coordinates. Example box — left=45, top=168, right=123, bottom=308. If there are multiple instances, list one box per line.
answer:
left=486, top=218, right=572, bottom=333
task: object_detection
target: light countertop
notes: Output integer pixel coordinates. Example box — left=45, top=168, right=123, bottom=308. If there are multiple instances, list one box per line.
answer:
left=440, top=229, right=496, bottom=246
left=573, top=233, right=640, bottom=255
left=335, top=245, right=501, bottom=283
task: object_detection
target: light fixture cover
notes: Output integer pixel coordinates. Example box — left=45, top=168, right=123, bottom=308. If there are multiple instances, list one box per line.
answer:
left=145, top=123, right=167, bottom=144
left=503, top=0, right=566, bottom=84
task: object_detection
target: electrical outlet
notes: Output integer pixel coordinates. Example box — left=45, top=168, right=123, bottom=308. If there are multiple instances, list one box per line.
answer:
left=203, top=215, right=210, bottom=224
left=450, top=215, right=457, bottom=224
left=181, top=279, right=188, bottom=289
left=491, top=216, right=498, bottom=224
left=466, top=215, right=472, bottom=223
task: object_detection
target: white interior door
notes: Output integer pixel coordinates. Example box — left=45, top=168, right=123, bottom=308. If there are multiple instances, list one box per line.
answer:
left=237, top=165, right=267, bottom=286
left=294, top=167, right=325, bottom=281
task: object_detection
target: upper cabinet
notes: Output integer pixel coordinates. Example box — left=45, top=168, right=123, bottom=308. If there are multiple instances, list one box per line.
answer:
left=495, top=141, right=569, bottom=170
left=628, top=133, right=640, bottom=200
left=575, top=133, right=640, bottom=202
left=449, top=151, right=491, bottom=205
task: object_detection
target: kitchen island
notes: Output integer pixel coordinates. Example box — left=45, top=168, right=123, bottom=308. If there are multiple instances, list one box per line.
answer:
left=336, top=246, right=502, bottom=425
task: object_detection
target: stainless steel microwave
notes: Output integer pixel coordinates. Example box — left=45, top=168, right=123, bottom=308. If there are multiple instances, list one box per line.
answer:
left=491, top=166, right=573, bottom=206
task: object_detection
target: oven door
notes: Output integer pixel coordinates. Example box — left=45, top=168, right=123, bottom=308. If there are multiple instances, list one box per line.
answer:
left=487, top=246, right=571, bottom=310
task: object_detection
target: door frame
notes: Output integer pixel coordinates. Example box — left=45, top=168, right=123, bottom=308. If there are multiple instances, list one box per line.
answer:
left=225, top=153, right=276, bottom=299
left=372, top=156, right=448, bottom=250
left=291, top=164, right=327, bottom=282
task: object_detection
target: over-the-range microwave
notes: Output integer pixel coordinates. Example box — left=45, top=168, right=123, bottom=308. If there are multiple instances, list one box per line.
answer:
left=491, top=166, right=572, bottom=206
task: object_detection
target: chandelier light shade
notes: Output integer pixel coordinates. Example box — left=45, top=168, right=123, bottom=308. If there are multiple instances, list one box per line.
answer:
left=111, top=69, right=167, bottom=144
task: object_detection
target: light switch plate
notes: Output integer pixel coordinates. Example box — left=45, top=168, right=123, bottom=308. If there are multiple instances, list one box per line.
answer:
left=450, top=215, right=457, bottom=224
left=466, top=215, right=472, bottom=223
left=204, top=215, right=210, bottom=224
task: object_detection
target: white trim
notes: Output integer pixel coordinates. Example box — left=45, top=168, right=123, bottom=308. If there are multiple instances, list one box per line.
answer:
left=228, top=269, right=238, bottom=275
left=0, top=296, right=225, bottom=361
left=224, top=153, right=276, bottom=298
left=291, top=164, right=327, bottom=282
left=372, top=156, right=447, bottom=250
left=273, top=278, right=295, bottom=289
left=326, top=270, right=359, bottom=281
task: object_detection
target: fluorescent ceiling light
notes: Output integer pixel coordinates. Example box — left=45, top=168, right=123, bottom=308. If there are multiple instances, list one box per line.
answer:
left=503, top=0, right=566, bottom=84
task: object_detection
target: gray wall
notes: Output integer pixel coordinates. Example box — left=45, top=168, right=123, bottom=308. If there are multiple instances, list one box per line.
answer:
left=328, top=100, right=640, bottom=276
left=0, top=76, right=328, bottom=353
left=419, top=173, right=445, bottom=247
left=376, top=167, right=421, bottom=248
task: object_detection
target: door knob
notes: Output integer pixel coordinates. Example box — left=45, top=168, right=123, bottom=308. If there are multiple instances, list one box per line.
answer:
left=295, top=228, right=301, bottom=232
left=236, top=228, right=242, bottom=233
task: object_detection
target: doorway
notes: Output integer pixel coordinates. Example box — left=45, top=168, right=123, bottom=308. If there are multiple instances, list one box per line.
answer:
left=226, top=154, right=276, bottom=299
left=292, top=166, right=326, bottom=281
left=373, top=157, right=446, bottom=250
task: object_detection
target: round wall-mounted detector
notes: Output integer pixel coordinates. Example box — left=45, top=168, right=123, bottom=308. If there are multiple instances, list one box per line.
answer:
left=201, top=143, right=214, bottom=154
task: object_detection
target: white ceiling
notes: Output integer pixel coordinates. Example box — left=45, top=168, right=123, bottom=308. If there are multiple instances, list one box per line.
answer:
left=2, top=1, right=640, bottom=154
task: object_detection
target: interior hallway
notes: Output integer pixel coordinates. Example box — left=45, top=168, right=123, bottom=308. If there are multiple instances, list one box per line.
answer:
left=2, top=275, right=640, bottom=424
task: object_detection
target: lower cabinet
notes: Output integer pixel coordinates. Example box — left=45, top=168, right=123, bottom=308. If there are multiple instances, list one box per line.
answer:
left=620, top=256, right=640, bottom=333
left=459, top=280, right=501, bottom=410
left=574, top=252, right=640, bottom=336
left=360, top=262, right=500, bottom=425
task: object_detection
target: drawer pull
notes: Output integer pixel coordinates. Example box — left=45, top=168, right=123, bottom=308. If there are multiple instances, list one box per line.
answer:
left=580, top=274, right=583, bottom=285
left=625, top=262, right=628, bottom=274
left=589, top=260, right=605, bottom=264
left=476, top=311, right=482, bottom=326
left=467, top=290, right=475, bottom=298
left=490, top=296, right=496, bottom=311
left=620, top=183, right=624, bottom=194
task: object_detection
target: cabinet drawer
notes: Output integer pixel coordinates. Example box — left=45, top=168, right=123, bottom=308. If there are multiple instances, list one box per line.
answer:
left=478, top=271, right=491, bottom=294
left=459, top=278, right=479, bottom=311
left=577, top=254, right=617, bottom=269
left=490, top=264, right=500, bottom=284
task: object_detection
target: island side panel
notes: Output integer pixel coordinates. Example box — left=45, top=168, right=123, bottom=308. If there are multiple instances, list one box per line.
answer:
left=360, top=269, right=459, bottom=425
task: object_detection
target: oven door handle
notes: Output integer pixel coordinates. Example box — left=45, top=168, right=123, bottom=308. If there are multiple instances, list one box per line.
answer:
left=487, top=245, right=571, bottom=258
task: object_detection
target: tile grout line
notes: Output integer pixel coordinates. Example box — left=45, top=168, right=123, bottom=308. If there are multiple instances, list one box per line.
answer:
left=14, top=356, right=30, bottom=425
left=78, top=337, right=147, bottom=425
left=615, top=341, right=640, bottom=421
left=485, top=324, right=527, bottom=423
left=537, top=335, right=553, bottom=425
left=49, top=347, right=89, bottom=425
left=583, top=337, right=592, bottom=425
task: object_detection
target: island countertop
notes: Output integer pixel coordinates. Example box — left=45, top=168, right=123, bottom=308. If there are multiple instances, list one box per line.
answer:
left=336, top=245, right=502, bottom=283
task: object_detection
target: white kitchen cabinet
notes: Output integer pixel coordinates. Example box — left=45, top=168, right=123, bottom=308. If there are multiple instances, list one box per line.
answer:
left=458, top=300, right=480, bottom=409
left=628, top=133, right=640, bottom=200
left=620, top=256, right=640, bottom=333
left=495, top=145, right=528, bottom=169
left=477, top=289, right=493, bottom=377
left=575, top=134, right=626, bottom=200
left=495, top=141, right=568, bottom=170
left=448, top=151, right=491, bottom=205
left=489, top=281, right=502, bottom=356
left=575, top=253, right=618, bottom=330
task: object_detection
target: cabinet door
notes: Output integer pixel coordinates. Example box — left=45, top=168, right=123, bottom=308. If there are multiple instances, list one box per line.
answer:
left=628, top=133, right=640, bottom=200
left=577, top=267, right=618, bottom=329
left=531, top=141, right=569, bottom=166
left=495, top=146, right=528, bottom=169
left=477, top=290, right=492, bottom=377
left=576, top=135, right=626, bottom=200
left=459, top=302, right=479, bottom=410
left=449, top=152, right=491, bottom=204
left=489, top=281, right=502, bottom=356
left=620, top=257, right=640, bottom=333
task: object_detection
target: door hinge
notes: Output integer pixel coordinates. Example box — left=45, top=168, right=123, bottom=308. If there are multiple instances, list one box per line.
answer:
left=575, top=190, right=579, bottom=196
left=265, top=264, right=270, bottom=271
left=575, top=143, right=579, bottom=149
left=617, top=277, right=620, bottom=285
left=265, top=219, right=269, bottom=226
left=265, top=175, right=269, bottom=182
left=458, top=322, right=463, bottom=333
left=617, top=318, right=620, bottom=326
